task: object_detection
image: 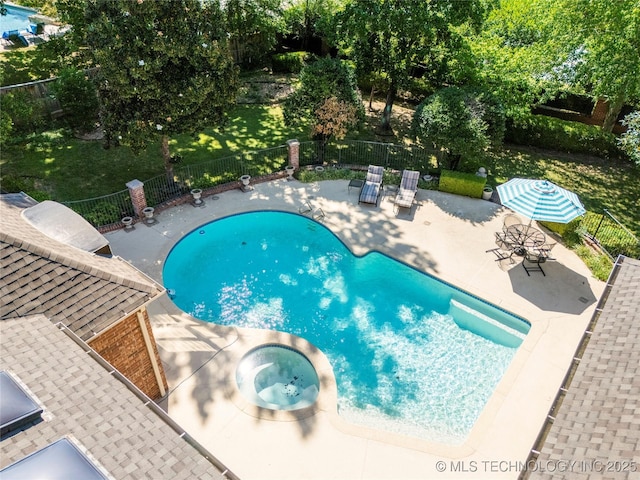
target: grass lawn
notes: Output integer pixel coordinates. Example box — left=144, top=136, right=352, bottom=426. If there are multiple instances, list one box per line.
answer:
left=2, top=101, right=639, bottom=240
left=1, top=104, right=310, bottom=200
left=485, top=146, right=640, bottom=238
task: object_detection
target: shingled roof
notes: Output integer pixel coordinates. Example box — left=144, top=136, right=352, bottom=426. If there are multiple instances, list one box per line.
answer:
left=528, top=256, right=640, bottom=480
left=0, top=315, right=234, bottom=479
left=0, top=194, right=164, bottom=340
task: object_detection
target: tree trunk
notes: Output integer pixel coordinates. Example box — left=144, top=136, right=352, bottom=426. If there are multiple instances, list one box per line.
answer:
left=448, top=153, right=462, bottom=171
left=379, top=83, right=397, bottom=134
left=314, top=134, right=328, bottom=163
left=161, top=135, right=174, bottom=181
left=369, top=85, right=376, bottom=112
left=602, top=92, right=625, bottom=133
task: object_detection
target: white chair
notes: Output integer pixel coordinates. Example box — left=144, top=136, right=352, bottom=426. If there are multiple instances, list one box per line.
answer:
left=394, top=170, right=420, bottom=213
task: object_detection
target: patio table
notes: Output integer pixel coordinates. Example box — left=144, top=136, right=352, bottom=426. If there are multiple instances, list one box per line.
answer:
left=348, top=178, right=364, bottom=194
left=504, top=224, right=546, bottom=256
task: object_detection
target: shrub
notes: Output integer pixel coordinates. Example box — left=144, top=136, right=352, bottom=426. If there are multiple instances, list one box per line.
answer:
left=0, top=174, right=51, bottom=202
left=438, top=169, right=486, bottom=198
left=539, top=217, right=583, bottom=239
left=618, top=110, right=640, bottom=166
left=271, top=52, right=309, bottom=74
left=412, top=86, right=505, bottom=171
left=0, top=108, right=12, bottom=147
left=82, top=202, right=121, bottom=227
left=574, top=245, right=613, bottom=281
left=505, top=114, right=624, bottom=159
left=49, top=68, right=100, bottom=133
left=1, top=90, right=48, bottom=138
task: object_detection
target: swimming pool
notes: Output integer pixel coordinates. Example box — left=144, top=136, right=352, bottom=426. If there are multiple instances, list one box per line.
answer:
left=1, top=5, right=37, bottom=35
left=163, top=211, right=530, bottom=444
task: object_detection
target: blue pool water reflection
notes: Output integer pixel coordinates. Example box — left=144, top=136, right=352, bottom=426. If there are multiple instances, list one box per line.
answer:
left=163, top=211, right=530, bottom=444
left=1, top=5, right=37, bottom=35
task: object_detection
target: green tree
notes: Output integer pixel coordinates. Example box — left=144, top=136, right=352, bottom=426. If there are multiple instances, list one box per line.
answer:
left=283, top=57, right=364, bottom=125
left=619, top=111, right=640, bottom=166
left=49, top=67, right=99, bottom=133
left=335, top=0, right=488, bottom=133
left=473, top=0, right=640, bottom=132
left=82, top=0, right=238, bottom=179
left=283, top=57, right=363, bottom=160
left=282, top=0, right=342, bottom=53
left=469, top=0, right=563, bottom=122
left=549, top=0, right=640, bottom=132
left=412, top=86, right=505, bottom=171
left=224, top=0, right=285, bottom=67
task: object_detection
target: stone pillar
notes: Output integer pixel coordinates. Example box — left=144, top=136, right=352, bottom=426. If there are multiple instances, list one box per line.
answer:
left=126, top=179, right=148, bottom=217
left=286, top=139, right=300, bottom=169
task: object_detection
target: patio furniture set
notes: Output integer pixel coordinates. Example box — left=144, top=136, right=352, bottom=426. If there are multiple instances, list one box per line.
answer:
left=487, top=214, right=557, bottom=276
left=487, top=177, right=586, bottom=277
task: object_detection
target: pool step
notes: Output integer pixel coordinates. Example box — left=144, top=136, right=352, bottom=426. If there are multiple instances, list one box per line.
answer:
left=448, top=299, right=527, bottom=348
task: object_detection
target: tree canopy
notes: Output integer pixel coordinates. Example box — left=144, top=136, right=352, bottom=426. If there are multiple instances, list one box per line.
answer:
left=412, top=86, right=505, bottom=171
left=283, top=57, right=364, bottom=129
left=470, top=0, right=640, bottom=131
left=81, top=0, right=238, bottom=177
left=335, top=0, right=489, bottom=133
left=547, top=0, right=640, bottom=131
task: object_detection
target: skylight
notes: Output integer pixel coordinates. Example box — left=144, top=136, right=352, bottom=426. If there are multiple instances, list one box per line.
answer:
left=0, top=371, right=43, bottom=438
left=0, top=437, right=110, bottom=480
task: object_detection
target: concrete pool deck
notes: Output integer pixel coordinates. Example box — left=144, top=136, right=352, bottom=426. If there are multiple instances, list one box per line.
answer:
left=105, top=178, right=605, bottom=479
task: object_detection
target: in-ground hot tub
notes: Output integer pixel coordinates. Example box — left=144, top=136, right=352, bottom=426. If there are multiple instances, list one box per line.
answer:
left=236, top=345, right=320, bottom=411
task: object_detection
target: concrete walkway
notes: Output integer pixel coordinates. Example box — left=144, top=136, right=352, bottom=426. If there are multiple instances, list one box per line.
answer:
left=105, top=179, right=604, bottom=480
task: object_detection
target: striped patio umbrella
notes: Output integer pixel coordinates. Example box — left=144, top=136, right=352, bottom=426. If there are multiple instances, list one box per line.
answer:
left=496, top=178, right=586, bottom=223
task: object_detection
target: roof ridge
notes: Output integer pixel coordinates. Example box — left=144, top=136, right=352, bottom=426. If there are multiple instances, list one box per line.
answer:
left=0, top=232, right=161, bottom=295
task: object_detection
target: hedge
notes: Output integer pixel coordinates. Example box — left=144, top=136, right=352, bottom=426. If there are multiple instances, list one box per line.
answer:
left=438, top=169, right=486, bottom=198
left=271, top=51, right=309, bottom=74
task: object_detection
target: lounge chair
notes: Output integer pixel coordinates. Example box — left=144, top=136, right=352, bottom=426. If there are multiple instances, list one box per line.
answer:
left=358, top=165, right=384, bottom=206
left=394, top=169, right=420, bottom=213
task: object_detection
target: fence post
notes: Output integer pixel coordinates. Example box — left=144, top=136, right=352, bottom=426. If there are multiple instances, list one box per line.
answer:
left=126, top=179, right=148, bottom=217
left=591, top=210, right=606, bottom=239
left=286, top=139, right=300, bottom=169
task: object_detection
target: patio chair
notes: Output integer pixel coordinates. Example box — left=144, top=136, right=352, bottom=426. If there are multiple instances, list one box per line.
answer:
left=502, top=213, right=523, bottom=232
left=522, top=250, right=546, bottom=276
left=394, top=169, right=420, bottom=213
left=535, top=241, right=557, bottom=260
left=486, top=232, right=516, bottom=264
left=358, top=165, right=384, bottom=206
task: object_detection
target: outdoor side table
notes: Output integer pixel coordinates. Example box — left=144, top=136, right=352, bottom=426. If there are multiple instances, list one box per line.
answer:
left=385, top=184, right=399, bottom=197
left=348, top=179, right=364, bottom=194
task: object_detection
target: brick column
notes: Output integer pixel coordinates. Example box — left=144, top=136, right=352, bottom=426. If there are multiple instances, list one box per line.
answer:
left=126, top=179, right=148, bottom=217
left=286, top=139, right=300, bottom=169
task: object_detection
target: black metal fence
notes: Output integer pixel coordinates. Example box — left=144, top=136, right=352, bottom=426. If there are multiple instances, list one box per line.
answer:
left=62, top=145, right=289, bottom=228
left=63, top=190, right=134, bottom=228
left=140, top=145, right=289, bottom=207
left=298, top=140, right=439, bottom=172
left=581, top=209, right=640, bottom=259
left=61, top=141, right=638, bottom=258
left=62, top=141, right=439, bottom=228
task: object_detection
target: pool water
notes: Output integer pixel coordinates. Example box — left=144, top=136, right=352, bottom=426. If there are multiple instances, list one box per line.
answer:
left=163, top=211, right=530, bottom=444
left=1, top=5, right=37, bottom=35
